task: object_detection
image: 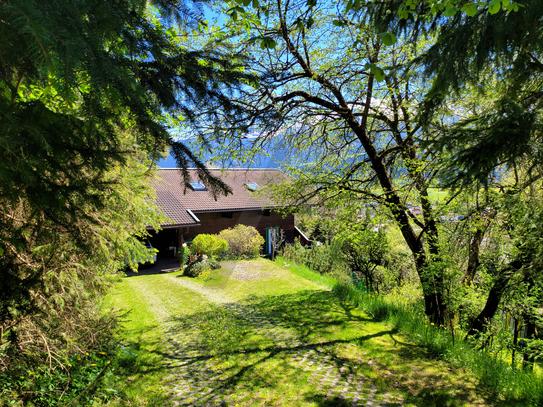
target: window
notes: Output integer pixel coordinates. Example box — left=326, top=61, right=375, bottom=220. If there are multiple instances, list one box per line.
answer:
left=189, top=181, right=206, bottom=191
left=244, top=182, right=261, bottom=191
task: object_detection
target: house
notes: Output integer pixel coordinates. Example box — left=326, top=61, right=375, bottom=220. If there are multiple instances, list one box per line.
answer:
left=147, top=168, right=301, bottom=256
left=409, top=205, right=422, bottom=216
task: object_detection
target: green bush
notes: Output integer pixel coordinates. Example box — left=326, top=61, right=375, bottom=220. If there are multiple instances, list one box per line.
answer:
left=282, top=239, right=349, bottom=276
left=184, top=256, right=220, bottom=277
left=218, top=225, right=264, bottom=259
left=178, top=244, right=191, bottom=266
left=330, top=227, right=389, bottom=292
left=191, top=234, right=229, bottom=257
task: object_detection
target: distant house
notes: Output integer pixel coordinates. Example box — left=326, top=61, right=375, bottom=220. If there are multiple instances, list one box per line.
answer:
left=409, top=206, right=422, bottom=216
left=148, top=168, right=301, bottom=256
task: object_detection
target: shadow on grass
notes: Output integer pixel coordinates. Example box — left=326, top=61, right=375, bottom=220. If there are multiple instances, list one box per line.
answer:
left=123, top=258, right=180, bottom=277
left=106, top=322, right=176, bottom=406
left=132, top=289, right=503, bottom=406
left=305, top=395, right=357, bottom=406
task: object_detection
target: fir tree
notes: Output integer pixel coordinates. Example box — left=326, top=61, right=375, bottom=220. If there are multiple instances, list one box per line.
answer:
left=0, top=1, right=252, bottom=398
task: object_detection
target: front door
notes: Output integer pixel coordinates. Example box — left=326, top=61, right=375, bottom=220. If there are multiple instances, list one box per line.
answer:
left=265, top=227, right=280, bottom=255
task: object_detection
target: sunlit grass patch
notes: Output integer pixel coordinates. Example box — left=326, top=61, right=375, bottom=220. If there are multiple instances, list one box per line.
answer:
left=101, top=271, right=207, bottom=406
left=105, top=258, right=505, bottom=406
left=281, top=258, right=543, bottom=406
left=427, top=188, right=450, bottom=202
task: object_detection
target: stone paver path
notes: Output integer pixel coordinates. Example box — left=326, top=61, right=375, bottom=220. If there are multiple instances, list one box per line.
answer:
left=127, top=260, right=403, bottom=406
left=160, top=297, right=403, bottom=406
left=116, top=259, right=500, bottom=407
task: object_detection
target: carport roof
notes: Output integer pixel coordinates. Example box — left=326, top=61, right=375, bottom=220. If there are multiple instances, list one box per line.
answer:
left=152, top=168, right=290, bottom=228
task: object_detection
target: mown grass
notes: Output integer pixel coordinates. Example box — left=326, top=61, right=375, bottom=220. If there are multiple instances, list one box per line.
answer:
left=427, top=188, right=450, bottom=202
left=280, top=256, right=543, bottom=406
left=105, top=258, right=506, bottom=406
left=101, top=270, right=208, bottom=406
left=101, top=261, right=329, bottom=406
left=195, top=258, right=324, bottom=300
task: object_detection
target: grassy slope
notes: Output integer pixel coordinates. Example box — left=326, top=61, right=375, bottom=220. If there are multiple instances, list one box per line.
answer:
left=106, top=259, right=498, bottom=407
left=104, top=271, right=208, bottom=405
left=427, top=188, right=450, bottom=202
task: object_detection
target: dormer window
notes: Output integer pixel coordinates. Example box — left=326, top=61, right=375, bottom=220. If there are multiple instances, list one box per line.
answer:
left=189, top=181, right=206, bottom=191
left=244, top=182, right=261, bottom=191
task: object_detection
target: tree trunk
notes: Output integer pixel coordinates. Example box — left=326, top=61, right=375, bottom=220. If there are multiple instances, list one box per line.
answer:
left=413, top=253, right=446, bottom=325
left=349, top=109, right=446, bottom=323
left=465, top=267, right=515, bottom=338
left=463, top=227, right=485, bottom=286
left=463, top=210, right=496, bottom=286
left=274, top=16, right=447, bottom=324
left=522, top=318, right=536, bottom=370
left=345, top=118, right=447, bottom=323
left=512, top=317, right=519, bottom=364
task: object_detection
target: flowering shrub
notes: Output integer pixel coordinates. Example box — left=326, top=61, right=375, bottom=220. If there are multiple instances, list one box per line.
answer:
left=184, top=256, right=220, bottom=277
left=218, top=225, right=264, bottom=259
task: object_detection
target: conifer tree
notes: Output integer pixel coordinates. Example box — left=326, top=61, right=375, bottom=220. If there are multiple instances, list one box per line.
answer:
left=0, top=0, right=248, bottom=285
left=0, top=0, right=252, bottom=396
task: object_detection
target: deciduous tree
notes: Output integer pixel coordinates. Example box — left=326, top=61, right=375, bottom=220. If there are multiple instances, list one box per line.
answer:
left=202, top=0, right=452, bottom=323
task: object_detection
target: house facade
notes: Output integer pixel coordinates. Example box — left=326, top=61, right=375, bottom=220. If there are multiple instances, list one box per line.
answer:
left=148, top=168, right=298, bottom=256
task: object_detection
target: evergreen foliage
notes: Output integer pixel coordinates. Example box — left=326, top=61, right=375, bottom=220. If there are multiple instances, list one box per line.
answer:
left=0, top=0, right=254, bottom=197
left=0, top=0, right=253, bottom=403
left=0, top=145, right=166, bottom=404
left=0, top=0, right=247, bottom=338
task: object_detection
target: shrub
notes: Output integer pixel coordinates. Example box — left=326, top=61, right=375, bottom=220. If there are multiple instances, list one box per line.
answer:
left=184, top=256, right=221, bottom=277
left=178, top=244, right=191, bottom=266
left=218, top=225, right=264, bottom=259
left=191, top=234, right=229, bottom=257
left=330, top=227, right=389, bottom=293
left=282, top=239, right=349, bottom=276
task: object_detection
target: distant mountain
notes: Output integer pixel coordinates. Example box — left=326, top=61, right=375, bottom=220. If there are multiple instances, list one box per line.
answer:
left=156, top=139, right=292, bottom=169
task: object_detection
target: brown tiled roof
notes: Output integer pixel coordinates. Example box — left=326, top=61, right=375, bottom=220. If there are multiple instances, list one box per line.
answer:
left=155, top=190, right=197, bottom=226
left=153, top=169, right=289, bottom=227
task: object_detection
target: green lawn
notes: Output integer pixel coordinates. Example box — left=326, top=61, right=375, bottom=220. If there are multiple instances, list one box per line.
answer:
left=105, top=258, right=496, bottom=406
left=427, top=188, right=450, bottom=202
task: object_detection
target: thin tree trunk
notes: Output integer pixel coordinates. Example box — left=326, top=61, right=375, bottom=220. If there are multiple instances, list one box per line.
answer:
left=463, top=227, right=485, bottom=286
left=463, top=210, right=496, bottom=286
left=512, top=317, right=519, bottom=366
left=523, top=318, right=536, bottom=370
left=465, top=267, right=515, bottom=338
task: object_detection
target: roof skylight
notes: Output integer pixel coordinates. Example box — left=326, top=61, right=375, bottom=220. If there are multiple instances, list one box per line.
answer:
left=244, top=182, right=261, bottom=191
left=189, top=181, right=206, bottom=191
